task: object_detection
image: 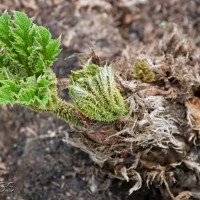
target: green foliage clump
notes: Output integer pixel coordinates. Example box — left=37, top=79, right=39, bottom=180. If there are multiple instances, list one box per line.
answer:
left=0, top=11, right=128, bottom=126
left=132, top=60, right=156, bottom=82
left=69, top=64, right=128, bottom=122
left=0, top=11, right=60, bottom=111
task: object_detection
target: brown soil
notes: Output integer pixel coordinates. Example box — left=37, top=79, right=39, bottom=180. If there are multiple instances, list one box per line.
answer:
left=0, top=0, right=199, bottom=199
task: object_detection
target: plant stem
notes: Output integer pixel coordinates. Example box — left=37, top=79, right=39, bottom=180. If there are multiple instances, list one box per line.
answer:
left=24, top=98, right=82, bottom=127
left=52, top=98, right=83, bottom=127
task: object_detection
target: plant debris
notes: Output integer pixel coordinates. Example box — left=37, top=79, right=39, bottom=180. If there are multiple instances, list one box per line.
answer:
left=0, top=1, right=200, bottom=200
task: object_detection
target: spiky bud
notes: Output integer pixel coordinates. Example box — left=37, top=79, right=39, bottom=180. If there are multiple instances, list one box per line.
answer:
left=132, top=60, right=156, bottom=82
left=69, top=64, right=128, bottom=122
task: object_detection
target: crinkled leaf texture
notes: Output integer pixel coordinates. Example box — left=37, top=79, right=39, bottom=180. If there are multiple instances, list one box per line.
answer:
left=0, top=11, right=61, bottom=110
left=69, top=64, right=128, bottom=122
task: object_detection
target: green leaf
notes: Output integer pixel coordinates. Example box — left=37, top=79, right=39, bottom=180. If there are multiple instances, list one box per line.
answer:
left=35, top=26, right=51, bottom=48
left=0, top=80, right=20, bottom=93
left=36, top=26, right=61, bottom=64
left=37, top=75, right=51, bottom=87
left=0, top=87, right=15, bottom=105
left=45, top=37, right=61, bottom=62
left=35, top=59, right=45, bottom=73
left=37, top=91, right=49, bottom=106
left=13, top=12, right=32, bottom=33
left=10, top=12, right=36, bottom=71
left=0, top=10, right=12, bottom=49
left=17, top=88, right=36, bottom=104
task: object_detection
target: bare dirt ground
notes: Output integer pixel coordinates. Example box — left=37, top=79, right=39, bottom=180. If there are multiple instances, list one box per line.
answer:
left=0, top=0, right=200, bottom=199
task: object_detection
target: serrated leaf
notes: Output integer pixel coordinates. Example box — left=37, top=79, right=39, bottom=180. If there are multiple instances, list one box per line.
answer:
left=35, top=26, right=51, bottom=48
left=37, top=75, right=51, bottom=87
left=0, top=10, right=12, bottom=49
left=36, top=27, right=61, bottom=64
left=17, top=88, right=35, bottom=104
left=0, top=80, right=20, bottom=93
left=0, top=86, right=14, bottom=105
left=13, top=12, right=32, bottom=33
left=10, top=12, right=36, bottom=71
left=37, top=91, right=50, bottom=106
left=35, top=59, right=45, bottom=73
left=12, top=43, right=28, bottom=57
left=23, top=76, right=37, bottom=88
left=45, top=37, right=61, bottom=62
